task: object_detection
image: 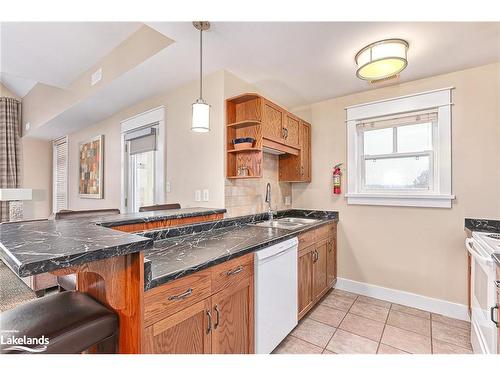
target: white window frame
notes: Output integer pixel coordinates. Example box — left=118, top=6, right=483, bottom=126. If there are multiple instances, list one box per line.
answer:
left=52, top=136, right=68, bottom=213
left=346, top=88, right=455, bottom=208
left=120, top=106, right=165, bottom=213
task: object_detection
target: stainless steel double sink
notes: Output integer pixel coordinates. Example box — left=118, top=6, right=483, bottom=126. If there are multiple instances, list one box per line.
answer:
left=251, top=217, right=320, bottom=230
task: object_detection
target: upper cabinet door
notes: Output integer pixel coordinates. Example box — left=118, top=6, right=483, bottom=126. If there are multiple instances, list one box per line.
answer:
left=284, top=113, right=300, bottom=148
left=300, top=121, right=311, bottom=181
left=262, top=99, right=285, bottom=143
left=211, top=277, right=254, bottom=354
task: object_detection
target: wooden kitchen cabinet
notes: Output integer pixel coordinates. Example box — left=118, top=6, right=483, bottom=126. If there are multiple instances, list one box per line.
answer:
left=211, top=277, right=254, bottom=354
left=298, top=247, right=314, bottom=319
left=262, top=99, right=285, bottom=143
left=143, top=253, right=254, bottom=354
left=279, top=120, right=311, bottom=182
left=297, top=223, right=337, bottom=320
left=284, top=112, right=300, bottom=148
left=143, top=299, right=212, bottom=354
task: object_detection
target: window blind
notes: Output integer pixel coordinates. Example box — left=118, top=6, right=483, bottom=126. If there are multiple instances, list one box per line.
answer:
left=53, top=137, right=68, bottom=213
left=125, top=125, right=157, bottom=155
left=357, top=109, right=438, bottom=130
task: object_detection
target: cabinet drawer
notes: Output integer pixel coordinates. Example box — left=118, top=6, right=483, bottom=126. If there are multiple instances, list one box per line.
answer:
left=144, top=270, right=212, bottom=326
left=211, top=253, right=254, bottom=294
left=315, top=223, right=334, bottom=240
left=299, top=230, right=315, bottom=250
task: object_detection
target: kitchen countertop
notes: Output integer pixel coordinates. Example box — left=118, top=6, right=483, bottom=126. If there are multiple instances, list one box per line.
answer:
left=465, top=218, right=500, bottom=234
left=0, top=207, right=225, bottom=277
left=142, top=209, right=339, bottom=290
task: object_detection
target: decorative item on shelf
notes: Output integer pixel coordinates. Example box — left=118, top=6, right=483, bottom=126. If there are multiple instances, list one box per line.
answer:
left=0, top=188, right=32, bottom=221
left=355, top=38, right=409, bottom=83
left=191, top=21, right=211, bottom=132
left=79, top=135, right=103, bottom=199
left=237, top=166, right=250, bottom=177
left=233, top=137, right=256, bottom=150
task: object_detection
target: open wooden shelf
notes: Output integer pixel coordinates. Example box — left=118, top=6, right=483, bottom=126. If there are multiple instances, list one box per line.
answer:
left=227, top=120, right=261, bottom=128
left=227, top=147, right=262, bottom=153
left=226, top=175, right=262, bottom=179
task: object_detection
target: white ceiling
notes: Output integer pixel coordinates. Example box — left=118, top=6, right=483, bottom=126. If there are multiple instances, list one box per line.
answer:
left=0, top=22, right=142, bottom=96
left=2, top=22, right=500, bottom=138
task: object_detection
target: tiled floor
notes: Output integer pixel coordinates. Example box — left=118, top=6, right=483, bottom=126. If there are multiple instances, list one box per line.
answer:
left=273, top=289, right=473, bottom=354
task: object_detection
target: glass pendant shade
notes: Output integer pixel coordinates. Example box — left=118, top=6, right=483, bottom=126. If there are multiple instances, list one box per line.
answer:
left=355, top=39, right=409, bottom=82
left=191, top=99, right=210, bottom=132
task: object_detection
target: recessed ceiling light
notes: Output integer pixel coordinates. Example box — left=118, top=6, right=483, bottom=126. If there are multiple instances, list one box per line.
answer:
left=355, top=39, right=409, bottom=83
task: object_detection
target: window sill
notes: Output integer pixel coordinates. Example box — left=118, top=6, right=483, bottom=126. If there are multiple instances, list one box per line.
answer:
left=345, top=193, right=455, bottom=208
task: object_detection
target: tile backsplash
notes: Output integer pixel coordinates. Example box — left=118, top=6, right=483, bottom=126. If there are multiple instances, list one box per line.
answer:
left=225, top=154, right=292, bottom=217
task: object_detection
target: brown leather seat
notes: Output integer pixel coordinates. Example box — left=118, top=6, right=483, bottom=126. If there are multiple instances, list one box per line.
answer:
left=54, top=209, right=120, bottom=291
left=139, top=203, right=181, bottom=212
left=0, top=291, right=118, bottom=354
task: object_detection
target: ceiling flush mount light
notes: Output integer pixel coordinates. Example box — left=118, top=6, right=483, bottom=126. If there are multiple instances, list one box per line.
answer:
left=191, top=21, right=211, bottom=132
left=355, top=39, right=409, bottom=83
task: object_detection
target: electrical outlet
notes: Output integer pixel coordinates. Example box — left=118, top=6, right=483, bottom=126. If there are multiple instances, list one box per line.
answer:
left=285, top=196, right=291, bottom=205
left=24, top=122, right=31, bottom=131
left=166, top=182, right=171, bottom=193
left=203, top=189, right=209, bottom=202
left=195, top=190, right=201, bottom=202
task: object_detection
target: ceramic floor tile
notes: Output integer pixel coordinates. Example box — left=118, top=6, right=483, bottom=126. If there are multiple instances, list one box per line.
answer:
left=377, top=343, right=409, bottom=354
left=273, top=336, right=323, bottom=354
left=356, top=295, right=391, bottom=309
left=381, top=325, right=431, bottom=354
left=326, top=329, right=379, bottom=354
left=391, top=304, right=431, bottom=319
left=321, top=293, right=356, bottom=312
left=332, top=289, right=359, bottom=299
left=386, top=310, right=431, bottom=337
left=349, top=300, right=390, bottom=323
left=308, top=304, right=346, bottom=327
left=339, top=313, right=385, bottom=341
left=290, top=317, right=336, bottom=348
left=431, top=321, right=472, bottom=349
left=432, top=338, right=473, bottom=354
left=431, top=314, right=471, bottom=331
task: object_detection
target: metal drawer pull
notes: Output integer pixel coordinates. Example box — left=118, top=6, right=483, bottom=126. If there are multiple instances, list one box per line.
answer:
left=168, top=288, right=193, bottom=301
left=227, top=265, right=243, bottom=276
left=491, top=305, right=499, bottom=327
left=214, top=305, right=220, bottom=329
left=206, top=310, right=212, bottom=334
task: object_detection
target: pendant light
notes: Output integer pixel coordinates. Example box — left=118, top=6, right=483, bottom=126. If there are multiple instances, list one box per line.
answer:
left=355, top=39, right=409, bottom=83
left=191, top=21, right=211, bottom=132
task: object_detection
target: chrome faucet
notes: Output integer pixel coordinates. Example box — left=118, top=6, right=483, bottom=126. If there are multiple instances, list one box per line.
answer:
left=265, top=182, right=274, bottom=221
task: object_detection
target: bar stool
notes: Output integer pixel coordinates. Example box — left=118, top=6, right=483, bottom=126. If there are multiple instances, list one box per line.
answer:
left=0, top=291, right=118, bottom=354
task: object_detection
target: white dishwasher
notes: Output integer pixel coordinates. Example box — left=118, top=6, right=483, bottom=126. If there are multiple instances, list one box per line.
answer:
left=254, top=237, right=298, bottom=354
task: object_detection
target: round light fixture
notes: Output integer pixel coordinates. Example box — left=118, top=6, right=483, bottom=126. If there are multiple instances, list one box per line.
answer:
left=355, top=39, right=409, bottom=82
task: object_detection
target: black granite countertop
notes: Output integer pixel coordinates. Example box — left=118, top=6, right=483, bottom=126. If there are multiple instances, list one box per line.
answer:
left=0, top=207, right=225, bottom=277
left=141, top=209, right=339, bottom=290
left=465, top=218, right=500, bottom=234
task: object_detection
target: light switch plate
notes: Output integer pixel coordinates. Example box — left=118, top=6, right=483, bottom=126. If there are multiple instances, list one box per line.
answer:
left=166, top=182, right=171, bottom=193
left=195, top=190, right=201, bottom=202
left=203, top=189, right=209, bottom=202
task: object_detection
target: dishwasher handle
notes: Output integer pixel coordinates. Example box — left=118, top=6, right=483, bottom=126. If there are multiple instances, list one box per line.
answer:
left=256, top=246, right=296, bottom=263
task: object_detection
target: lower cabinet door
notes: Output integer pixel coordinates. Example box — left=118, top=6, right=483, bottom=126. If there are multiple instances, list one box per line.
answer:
left=313, top=239, right=328, bottom=300
left=143, top=299, right=212, bottom=354
left=211, top=277, right=254, bottom=354
left=326, top=235, right=337, bottom=287
left=298, top=249, right=314, bottom=319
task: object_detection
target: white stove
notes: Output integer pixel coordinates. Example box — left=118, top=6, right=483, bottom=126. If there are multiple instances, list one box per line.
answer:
left=466, top=231, right=500, bottom=354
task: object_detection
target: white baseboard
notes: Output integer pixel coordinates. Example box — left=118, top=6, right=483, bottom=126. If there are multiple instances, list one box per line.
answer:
left=335, top=277, right=470, bottom=322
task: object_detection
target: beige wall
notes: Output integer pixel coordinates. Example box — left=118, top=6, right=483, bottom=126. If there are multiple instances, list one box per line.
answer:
left=292, top=62, right=500, bottom=305
left=1, top=83, right=53, bottom=219
left=66, top=70, right=225, bottom=211
left=223, top=71, right=293, bottom=217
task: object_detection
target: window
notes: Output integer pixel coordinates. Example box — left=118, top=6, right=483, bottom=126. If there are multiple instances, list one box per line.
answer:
left=120, top=106, right=165, bottom=213
left=52, top=136, right=68, bottom=213
left=346, top=88, right=454, bottom=208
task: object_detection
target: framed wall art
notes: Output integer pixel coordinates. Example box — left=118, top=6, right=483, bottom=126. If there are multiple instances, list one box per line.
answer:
left=78, top=135, right=103, bottom=199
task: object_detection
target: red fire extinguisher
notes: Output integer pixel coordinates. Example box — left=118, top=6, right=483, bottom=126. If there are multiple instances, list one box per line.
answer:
left=333, top=163, right=342, bottom=195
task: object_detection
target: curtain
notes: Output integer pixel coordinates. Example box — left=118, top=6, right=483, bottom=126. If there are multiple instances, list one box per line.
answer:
left=0, top=97, right=22, bottom=222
